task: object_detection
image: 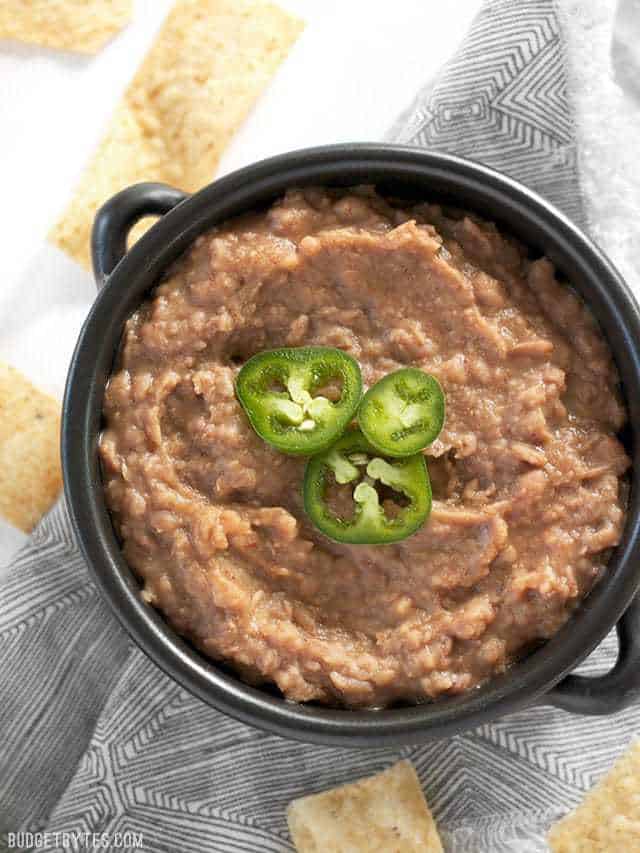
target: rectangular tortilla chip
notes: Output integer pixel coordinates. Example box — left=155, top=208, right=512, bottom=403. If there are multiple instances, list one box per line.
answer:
left=548, top=740, right=640, bottom=852
left=287, top=759, right=444, bottom=853
left=49, top=0, right=304, bottom=270
left=0, top=0, right=132, bottom=54
left=0, top=363, right=62, bottom=532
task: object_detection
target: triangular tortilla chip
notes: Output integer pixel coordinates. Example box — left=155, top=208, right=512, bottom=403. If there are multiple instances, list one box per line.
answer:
left=0, top=363, right=61, bottom=532
left=49, top=0, right=303, bottom=269
left=287, top=760, right=444, bottom=852
left=0, top=0, right=132, bottom=54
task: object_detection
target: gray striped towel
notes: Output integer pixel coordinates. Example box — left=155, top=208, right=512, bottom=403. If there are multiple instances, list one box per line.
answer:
left=1, top=1, right=638, bottom=851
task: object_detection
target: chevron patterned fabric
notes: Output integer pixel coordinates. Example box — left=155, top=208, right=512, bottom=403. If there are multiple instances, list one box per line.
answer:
left=1, top=2, right=638, bottom=851
left=388, top=0, right=586, bottom=228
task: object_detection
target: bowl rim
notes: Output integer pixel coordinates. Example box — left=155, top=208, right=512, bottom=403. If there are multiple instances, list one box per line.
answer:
left=62, top=143, right=640, bottom=746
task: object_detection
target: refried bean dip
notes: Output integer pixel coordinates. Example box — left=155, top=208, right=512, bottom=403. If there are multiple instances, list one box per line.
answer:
left=100, top=187, right=629, bottom=708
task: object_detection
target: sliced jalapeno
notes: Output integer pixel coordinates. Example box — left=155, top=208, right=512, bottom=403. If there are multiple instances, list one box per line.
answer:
left=235, top=347, right=363, bottom=455
left=358, top=368, right=445, bottom=457
left=303, top=428, right=431, bottom=544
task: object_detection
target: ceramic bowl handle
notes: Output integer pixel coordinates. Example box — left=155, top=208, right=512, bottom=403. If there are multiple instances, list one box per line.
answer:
left=91, top=182, right=188, bottom=288
left=545, top=595, right=640, bottom=714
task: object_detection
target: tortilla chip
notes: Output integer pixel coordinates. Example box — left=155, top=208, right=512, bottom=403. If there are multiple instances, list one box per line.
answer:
left=548, top=740, right=640, bottom=852
left=287, top=760, right=443, bottom=853
left=0, top=364, right=62, bottom=533
left=0, top=0, right=132, bottom=54
left=49, top=0, right=303, bottom=270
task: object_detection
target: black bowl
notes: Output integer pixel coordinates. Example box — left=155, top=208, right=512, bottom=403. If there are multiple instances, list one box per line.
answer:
left=62, top=144, right=640, bottom=746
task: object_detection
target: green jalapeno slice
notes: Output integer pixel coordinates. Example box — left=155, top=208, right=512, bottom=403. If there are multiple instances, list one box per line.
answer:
left=303, top=428, right=431, bottom=544
left=235, top=347, right=363, bottom=455
left=358, top=368, right=445, bottom=457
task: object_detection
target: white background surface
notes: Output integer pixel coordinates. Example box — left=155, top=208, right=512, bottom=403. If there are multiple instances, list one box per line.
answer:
left=0, top=0, right=481, bottom=562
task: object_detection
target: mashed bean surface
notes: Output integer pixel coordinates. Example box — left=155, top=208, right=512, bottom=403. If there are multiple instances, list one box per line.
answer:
left=100, top=188, right=629, bottom=708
